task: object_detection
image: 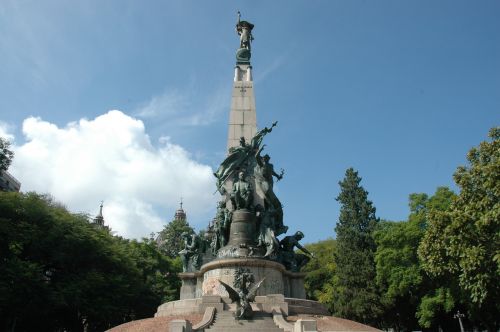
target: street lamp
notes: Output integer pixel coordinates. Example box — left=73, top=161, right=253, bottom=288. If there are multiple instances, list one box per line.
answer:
left=454, top=310, right=465, bottom=332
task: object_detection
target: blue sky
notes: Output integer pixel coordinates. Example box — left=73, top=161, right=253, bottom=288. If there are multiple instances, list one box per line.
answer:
left=1, top=1, right=499, bottom=242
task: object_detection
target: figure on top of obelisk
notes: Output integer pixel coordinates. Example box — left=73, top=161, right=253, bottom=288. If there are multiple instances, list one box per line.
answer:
left=234, top=11, right=254, bottom=66
left=236, top=11, right=254, bottom=51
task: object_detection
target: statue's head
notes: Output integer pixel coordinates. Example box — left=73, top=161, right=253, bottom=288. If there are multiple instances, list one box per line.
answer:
left=263, top=154, right=270, bottom=162
left=238, top=171, right=245, bottom=180
left=239, top=137, right=246, bottom=146
left=295, top=231, right=304, bottom=240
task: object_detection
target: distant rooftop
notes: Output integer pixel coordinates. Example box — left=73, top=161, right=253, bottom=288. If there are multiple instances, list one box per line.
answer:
left=0, top=170, right=21, bottom=192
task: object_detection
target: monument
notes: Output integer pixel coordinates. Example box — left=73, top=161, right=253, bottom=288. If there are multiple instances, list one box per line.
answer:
left=108, top=13, right=381, bottom=332
left=175, top=12, right=311, bottom=303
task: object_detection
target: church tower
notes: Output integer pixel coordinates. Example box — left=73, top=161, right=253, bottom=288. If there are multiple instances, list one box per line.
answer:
left=173, top=199, right=186, bottom=221
left=93, top=201, right=105, bottom=226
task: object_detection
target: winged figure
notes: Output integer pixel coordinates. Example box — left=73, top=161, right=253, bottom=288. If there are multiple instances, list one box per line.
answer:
left=218, top=277, right=265, bottom=320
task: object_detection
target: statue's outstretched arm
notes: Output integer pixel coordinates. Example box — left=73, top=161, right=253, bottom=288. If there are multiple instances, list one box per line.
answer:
left=297, top=243, right=313, bottom=257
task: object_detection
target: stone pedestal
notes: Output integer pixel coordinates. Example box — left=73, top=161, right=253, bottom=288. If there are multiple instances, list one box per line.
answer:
left=202, top=258, right=284, bottom=297
left=188, top=258, right=304, bottom=299
left=179, top=273, right=200, bottom=300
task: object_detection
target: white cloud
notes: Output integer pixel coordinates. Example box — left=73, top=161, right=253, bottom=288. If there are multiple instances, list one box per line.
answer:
left=10, top=110, right=217, bottom=239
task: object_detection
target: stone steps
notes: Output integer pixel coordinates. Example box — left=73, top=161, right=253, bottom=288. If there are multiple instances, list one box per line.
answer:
left=205, top=311, right=284, bottom=332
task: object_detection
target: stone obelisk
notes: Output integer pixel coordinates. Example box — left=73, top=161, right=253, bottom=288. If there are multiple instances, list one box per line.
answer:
left=227, top=16, right=257, bottom=152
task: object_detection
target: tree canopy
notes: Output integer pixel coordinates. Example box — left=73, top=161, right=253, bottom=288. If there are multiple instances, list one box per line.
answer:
left=302, top=238, right=336, bottom=301
left=419, top=127, right=500, bottom=331
left=0, top=191, right=180, bottom=332
left=0, top=137, right=14, bottom=172
left=157, top=217, right=195, bottom=258
left=374, top=187, right=457, bottom=330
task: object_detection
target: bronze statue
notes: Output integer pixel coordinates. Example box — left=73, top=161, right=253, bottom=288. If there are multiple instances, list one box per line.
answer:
left=250, top=121, right=277, bottom=150
left=279, top=231, right=314, bottom=272
left=212, top=201, right=231, bottom=251
left=214, top=122, right=278, bottom=194
left=218, top=268, right=265, bottom=319
left=254, top=143, right=287, bottom=236
left=256, top=205, right=280, bottom=257
left=230, top=171, right=253, bottom=210
left=179, top=232, right=201, bottom=272
left=214, top=137, right=251, bottom=193
left=236, top=11, right=254, bottom=51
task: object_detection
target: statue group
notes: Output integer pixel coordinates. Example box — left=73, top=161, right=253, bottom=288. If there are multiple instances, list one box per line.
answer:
left=179, top=122, right=313, bottom=273
left=178, top=13, right=312, bottom=274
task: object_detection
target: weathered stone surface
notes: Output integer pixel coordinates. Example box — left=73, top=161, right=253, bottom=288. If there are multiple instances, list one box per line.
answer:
left=155, top=299, right=201, bottom=317
left=169, top=319, right=191, bottom=332
left=227, top=65, right=257, bottom=152
left=286, top=315, right=382, bottom=332
left=205, top=310, right=284, bottom=332
left=192, top=306, right=216, bottom=330
left=296, top=319, right=317, bottom=332
left=179, top=273, right=197, bottom=300
left=106, top=314, right=202, bottom=332
left=202, top=295, right=222, bottom=303
left=201, top=259, right=285, bottom=297
left=285, top=298, right=330, bottom=316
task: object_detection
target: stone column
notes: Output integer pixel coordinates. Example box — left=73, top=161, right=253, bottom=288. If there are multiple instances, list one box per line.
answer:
left=227, top=64, right=257, bottom=152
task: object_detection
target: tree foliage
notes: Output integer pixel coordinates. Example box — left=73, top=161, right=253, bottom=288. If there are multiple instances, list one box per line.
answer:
left=0, top=136, right=14, bottom=172
left=157, top=218, right=195, bottom=258
left=331, top=168, right=380, bottom=325
left=374, top=187, right=456, bottom=330
left=0, top=191, right=179, bottom=332
left=419, top=127, right=500, bottom=330
left=302, top=238, right=336, bottom=301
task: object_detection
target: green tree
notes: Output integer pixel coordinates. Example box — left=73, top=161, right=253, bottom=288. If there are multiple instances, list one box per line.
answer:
left=0, top=191, right=179, bottom=331
left=0, top=136, right=14, bottom=171
left=374, top=187, right=456, bottom=331
left=331, top=168, right=380, bottom=325
left=302, top=238, right=336, bottom=301
left=157, top=218, right=194, bottom=258
left=419, top=127, right=500, bottom=331
left=122, top=238, right=181, bottom=316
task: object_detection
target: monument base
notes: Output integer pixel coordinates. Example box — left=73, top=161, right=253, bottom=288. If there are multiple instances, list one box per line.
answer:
left=155, top=294, right=330, bottom=318
left=179, top=258, right=306, bottom=300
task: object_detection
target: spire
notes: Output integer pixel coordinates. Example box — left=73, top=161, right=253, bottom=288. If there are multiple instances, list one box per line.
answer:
left=174, top=198, right=186, bottom=221
left=93, top=201, right=105, bottom=226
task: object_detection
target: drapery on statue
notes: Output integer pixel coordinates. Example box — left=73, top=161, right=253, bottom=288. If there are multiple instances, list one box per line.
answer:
left=236, top=11, right=254, bottom=51
left=214, top=137, right=251, bottom=193
left=218, top=268, right=265, bottom=320
left=254, top=141, right=287, bottom=236
left=255, top=204, right=280, bottom=257
left=214, top=122, right=278, bottom=193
